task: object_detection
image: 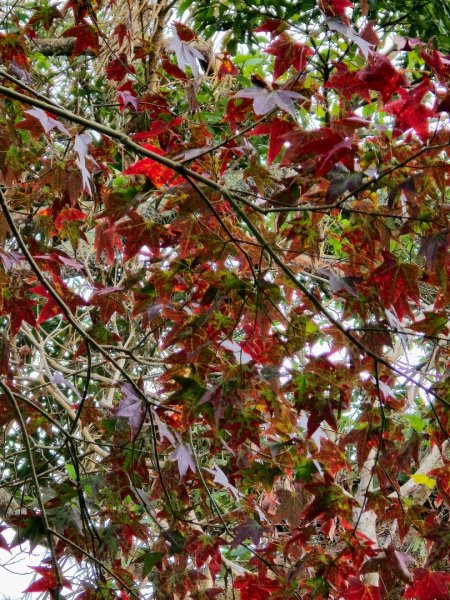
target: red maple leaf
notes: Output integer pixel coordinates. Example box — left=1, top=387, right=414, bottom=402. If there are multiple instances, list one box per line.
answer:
left=31, top=274, right=86, bottom=324
left=281, top=127, right=356, bottom=175
left=403, top=568, right=450, bottom=600
left=360, top=20, right=381, bottom=45
left=326, top=54, right=408, bottom=103
left=173, top=21, right=197, bottom=42
left=359, top=54, right=408, bottom=102
left=0, top=33, right=28, bottom=68
left=161, top=56, right=188, bottom=80
left=330, top=113, right=370, bottom=136
left=367, top=251, right=420, bottom=321
left=319, top=0, right=353, bottom=21
left=63, top=20, right=99, bottom=56
left=113, top=22, right=128, bottom=47
left=2, top=288, right=37, bottom=335
left=341, top=577, right=380, bottom=600
left=315, top=438, right=351, bottom=477
left=106, top=53, right=136, bottom=81
left=424, top=524, right=450, bottom=567
left=233, top=572, right=281, bottom=600
left=225, top=97, right=253, bottom=131
left=26, top=5, right=62, bottom=34
left=231, top=518, right=267, bottom=549
left=419, top=229, right=449, bottom=274
left=15, top=111, right=48, bottom=138
left=112, top=210, right=179, bottom=262
left=132, top=117, right=183, bottom=142
left=325, top=63, right=372, bottom=101
left=185, top=532, right=225, bottom=580
left=420, top=48, right=450, bottom=82
left=288, top=358, right=350, bottom=436
left=254, top=18, right=289, bottom=37
left=362, top=545, right=414, bottom=594
left=247, top=117, right=294, bottom=164
left=341, top=408, right=382, bottom=470
left=384, top=77, right=435, bottom=142
left=302, top=480, right=358, bottom=522
left=90, top=285, right=127, bottom=323
left=24, top=566, right=71, bottom=594
left=429, top=465, right=450, bottom=505
left=63, top=0, right=91, bottom=23
left=54, top=207, right=86, bottom=231
left=217, top=53, right=239, bottom=79
left=123, top=144, right=183, bottom=188
left=94, top=218, right=123, bottom=265
left=409, top=311, right=449, bottom=338
left=265, top=33, right=313, bottom=80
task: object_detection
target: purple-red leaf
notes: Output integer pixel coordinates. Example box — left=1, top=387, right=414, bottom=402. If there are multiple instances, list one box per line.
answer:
left=25, top=107, right=70, bottom=136
left=74, top=132, right=98, bottom=196
left=231, top=518, right=267, bottom=549
left=171, top=438, right=196, bottom=477
left=167, top=24, right=204, bottom=78
left=235, top=86, right=303, bottom=118
left=116, top=383, right=146, bottom=438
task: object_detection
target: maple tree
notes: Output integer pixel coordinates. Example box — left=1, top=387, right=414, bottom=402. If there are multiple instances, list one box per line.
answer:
left=0, top=0, right=449, bottom=599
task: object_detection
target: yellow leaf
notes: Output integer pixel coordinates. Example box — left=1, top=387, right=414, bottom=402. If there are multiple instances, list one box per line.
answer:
left=411, top=473, right=436, bottom=489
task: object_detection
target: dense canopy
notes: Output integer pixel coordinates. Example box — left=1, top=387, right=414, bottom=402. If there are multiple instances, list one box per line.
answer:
left=0, top=0, right=449, bottom=598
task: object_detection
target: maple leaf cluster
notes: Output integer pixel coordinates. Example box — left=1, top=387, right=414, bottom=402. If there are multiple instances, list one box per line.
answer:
left=0, top=0, right=448, bottom=599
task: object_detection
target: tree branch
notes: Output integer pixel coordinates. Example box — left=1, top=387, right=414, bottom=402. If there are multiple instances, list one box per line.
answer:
left=29, top=37, right=90, bottom=57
